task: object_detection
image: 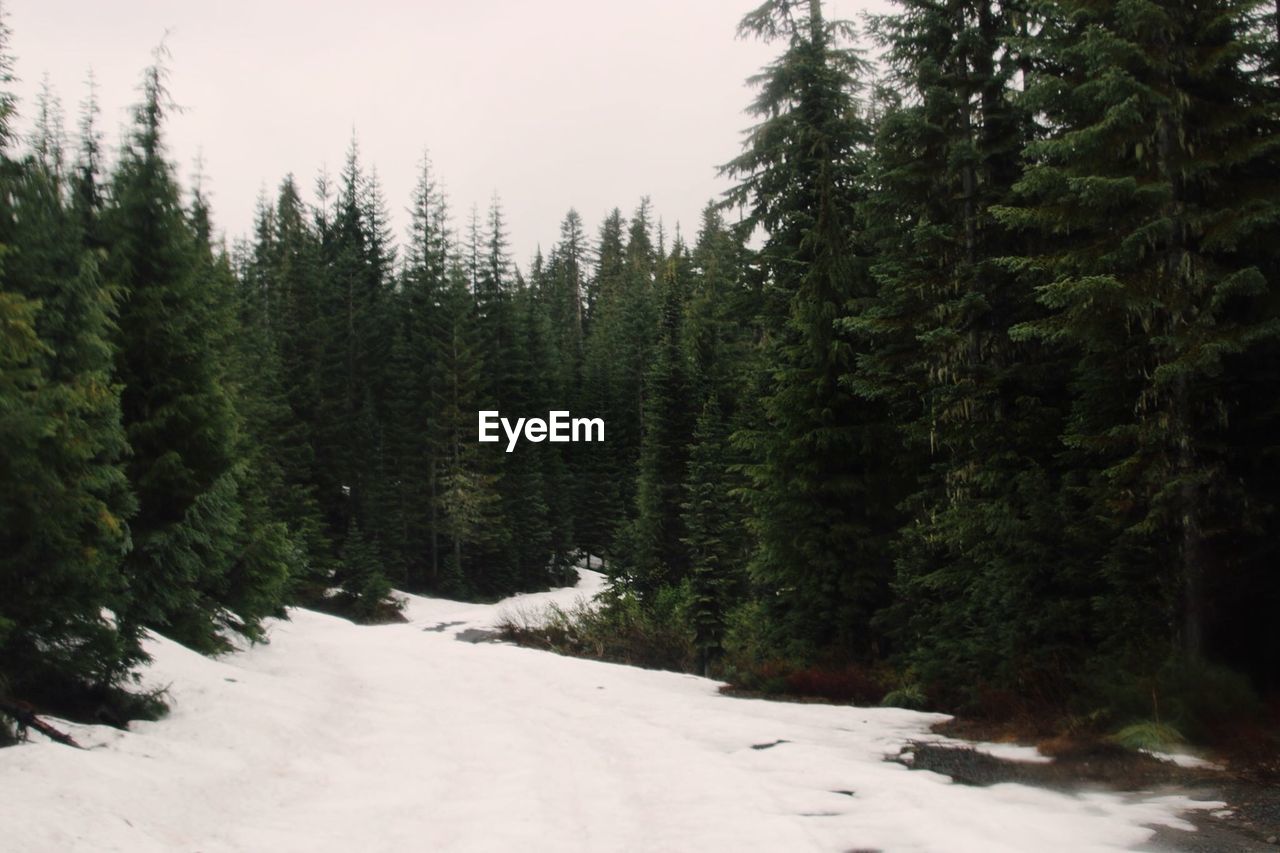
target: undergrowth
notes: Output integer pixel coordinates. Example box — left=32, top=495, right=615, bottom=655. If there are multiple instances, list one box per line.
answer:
left=495, top=581, right=1275, bottom=758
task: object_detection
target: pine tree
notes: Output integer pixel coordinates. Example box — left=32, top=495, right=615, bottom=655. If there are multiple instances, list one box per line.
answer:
left=105, top=59, right=242, bottom=651
left=626, top=242, right=695, bottom=597
left=0, top=113, right=135, bottom=690
left=615, top=199, right=660, bottom=505
left=500, top=274, right=554, bottom=589
left=243, top=177, right=331, bottom=592
left=995, top=0, right=1280, bottom=669
left=574, top=209, right=629, bottom=557
left=520, top=262, right=577, bottom=578
left=847, top=0, right=1081, bottom=699
left=434, top=262, right=502, bottom=595
left=70, top=71, right=106, bottom=252
left=682, top=395, right=748, bottom=674
left=198, top=195, right=301, bottom=634
left=398, top=152, right=452, bottom=588
left=337, top=521, right=391, bottom=622
left=683, top=202, right=761, bottom=420
left=466, top=195, right=528, bottom=592
left=578, top=201, right=660, bottom=568
left=544, top=209, right=588, bottom=394
left=724, top=0, right=896, bottom=655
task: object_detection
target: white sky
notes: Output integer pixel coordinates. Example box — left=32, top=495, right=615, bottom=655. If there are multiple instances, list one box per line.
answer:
left=6, top=0, right=892, bottom=267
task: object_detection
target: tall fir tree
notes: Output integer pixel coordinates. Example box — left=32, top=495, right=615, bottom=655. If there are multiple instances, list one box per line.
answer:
left=0, top=45, right=134, bottom=693
left=725, top=0, right=899, bottom=655
left=104, top=59, right=244, bottom=652
left=398, top=152, right=453, bottom=588
left=624, top=241, right=695, bottom=598
left=682, top=395, right=747, bottom=674
left=848, top=0, right=1081, bottom=701
left=574, top=209, right=629, bottom=557
left=996, top=0, right=1280, bottom=675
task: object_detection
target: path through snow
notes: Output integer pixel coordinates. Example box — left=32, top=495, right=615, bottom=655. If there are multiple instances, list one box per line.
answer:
left=0, top=570, right=1214, bottom=852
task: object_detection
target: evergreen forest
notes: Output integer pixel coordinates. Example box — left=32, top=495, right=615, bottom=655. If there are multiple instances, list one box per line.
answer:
left=3, top=0, right=1279, bottom=742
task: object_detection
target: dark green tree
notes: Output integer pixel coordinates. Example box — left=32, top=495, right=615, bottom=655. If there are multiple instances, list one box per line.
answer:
left=397, top=152, right=452, bottom=588
left=996, top=0, right=1280, bottom=673
left=725, top=0, right=897, bottom=655
left=682, top=395, right=748, bottom=674
left=625, top=242, right=695, bottom=597
left=848, top=0, right=1080, bottom=701
left=0, top=56, right=134, bottom=692
left=104, top=60, right=243, bottom=651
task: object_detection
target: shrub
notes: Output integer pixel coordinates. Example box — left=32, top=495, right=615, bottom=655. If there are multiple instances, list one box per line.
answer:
left=497, top=583, right=697, bottom=673
left=1082, top=657, right=1263, bottom=742
left=882, top=685, right=928, bottom=710
left=1109, top=721, right=1187, bottom=752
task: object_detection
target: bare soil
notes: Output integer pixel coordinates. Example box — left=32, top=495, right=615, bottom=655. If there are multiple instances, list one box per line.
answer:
left=905, top=718, right=1280, bottom=852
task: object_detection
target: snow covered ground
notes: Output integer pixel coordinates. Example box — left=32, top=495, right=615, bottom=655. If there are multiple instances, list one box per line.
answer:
left=1, top=570, right=1216, bottom=852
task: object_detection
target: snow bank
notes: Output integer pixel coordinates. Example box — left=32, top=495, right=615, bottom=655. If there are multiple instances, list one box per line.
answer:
left=1141, top=749, right=1223, bottom=770
left=0, top=569, right=1216, bottom=852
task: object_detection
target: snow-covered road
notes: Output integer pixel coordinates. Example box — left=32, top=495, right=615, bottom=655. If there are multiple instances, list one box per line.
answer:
left=0, top=571, right=1212, bottom=852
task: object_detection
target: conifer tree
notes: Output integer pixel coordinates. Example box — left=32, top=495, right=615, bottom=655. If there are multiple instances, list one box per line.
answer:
left=682, top=395, right=747, bottom=673
left=850, top=0, right=1079, bottom=697
left=579, top=201, right=660, bottom=568
left=398, top=152, right=452, bottom=588
left=499, top=274, right=554, bottom=589
left=544, top=210, right=588, bottom=393
left=435, top=262, right=501, bottom=595
left=996, top=0, right=1280, bottom=668
left=685, top=203, right=757, bottom=408
left=244, top=177, right=331, bottom=591
left=337, top=521, right=391, bottom=621
left=0, top=54, right=134, bottom=690
left=70, top=71, right=106, bottom=252
left=466, top=196, right=529, bottom=591
left=575, top=209, right=629, bottom=557
left=200, top=195, right=300, bottom=633
left=725, top=0, right=896, bottom=654
left=520, top=262, right=577, bottom=577
left=104, top=60, right=243, bottom=651
left=626, top=242, right=695, bottom=597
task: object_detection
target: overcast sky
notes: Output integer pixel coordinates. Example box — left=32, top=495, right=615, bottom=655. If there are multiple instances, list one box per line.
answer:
left=7, top=0, right=892, bottom=266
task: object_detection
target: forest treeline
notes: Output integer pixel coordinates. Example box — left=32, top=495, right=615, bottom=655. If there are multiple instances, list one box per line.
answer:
left=2, top=0, right=1279, bottom=736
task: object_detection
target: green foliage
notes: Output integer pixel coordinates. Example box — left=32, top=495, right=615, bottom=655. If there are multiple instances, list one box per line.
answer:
left=994, top=0, right=1280, bottom=669
left=624, top=246, right=695, bottom=597
left=0, top=283, right=132, bottom=686
left=681, top=396, right=749, bottom=671
left=337, top=522, right=394, bottom=622
left=104, top=63, right=246, bottom=653
left=1, top=0, right=1276, bottom=745
left=720, top=599, right=795, bottom=681
left=1084, top=658, right=1264, bottom=742
left=0, top=42, right=134, bottom=694
left=498, top=583, right=697, bottom=673
left=1108, top=721, right=1187, bottom=753
left=881, top=685, right=927, bottom=711
left=729, top=1, right=904, bottom=657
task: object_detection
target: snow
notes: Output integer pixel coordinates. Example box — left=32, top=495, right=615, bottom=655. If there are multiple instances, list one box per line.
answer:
left=909, top=738, right=1055, bottom=765
left=1, top=569, right=1218, bottom=852
left=1141, top=749, right=1223, bottom=770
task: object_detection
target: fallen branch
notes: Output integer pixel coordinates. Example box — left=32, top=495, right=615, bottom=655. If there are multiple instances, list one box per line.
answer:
left=0, top=700, right=85, bottom=749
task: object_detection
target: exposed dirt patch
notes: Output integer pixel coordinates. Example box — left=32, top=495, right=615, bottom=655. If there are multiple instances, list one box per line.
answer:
left=454, top=627, right=502, bottom=644
left=900, top=740, right=1205, bottom=789
left=897, top=722, right=1280, bottom=852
